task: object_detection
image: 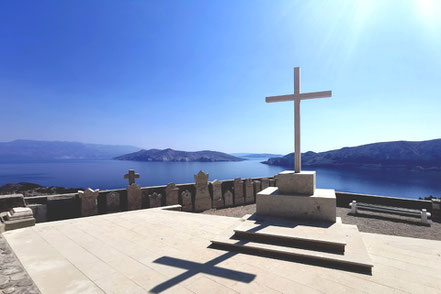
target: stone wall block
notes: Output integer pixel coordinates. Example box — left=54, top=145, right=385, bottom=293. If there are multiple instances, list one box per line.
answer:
left=253, top=180, right=261, bottom=197
left=261, top=178, right=270, bottom=190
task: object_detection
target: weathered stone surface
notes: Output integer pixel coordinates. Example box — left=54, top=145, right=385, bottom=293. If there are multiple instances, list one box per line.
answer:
left=148, top=192, right=163, bottom=208
left=277, top=170, right=316, bottom=195
left=211, top=180, right=224, bottom=209
left=0, top=194, right=25, bottom=213
left=223, top=190, right=233, bottom=207
left=269, top=179, right=276, bottom=187
left=261, top=178, right=270, bottom=190
left=127, top=183, right=142, bottom=211
left=233, top=178, right=244, bottom=205
left=253, top=180, right=261, bottom=195
left=106, top=191, right=120, bottom=213
left=0, top=234, right=39, bottom=294
left=180, top=190, right=192, bottom=212
left=27, top=204, right=47, bottom=223
left=47, top=195, right=79, bottom=221
left=194, top=171, right=211, bottom=212
left=256, top=187, right=337, bottom=222
left=244, top=179, right=254, bottom=204
left=78, top=188, right=99, bottom=217
left=165, top=183, right=179, bottom=206
left=432, top=199, right=441, bottom=221
left=124, top=169, right=140, bottom=185
left=2, top=207, right=35, bottom=231
left=5, top=207, right=33, bottom=221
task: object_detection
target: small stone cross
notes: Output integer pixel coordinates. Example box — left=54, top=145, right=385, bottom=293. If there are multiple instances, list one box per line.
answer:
left=266, top=67, right=332, bottom=173
left=124, top=169, right=140, bottom=185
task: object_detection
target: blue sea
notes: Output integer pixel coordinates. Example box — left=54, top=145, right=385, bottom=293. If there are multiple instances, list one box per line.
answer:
left=0, top=159, right=440, bottom=199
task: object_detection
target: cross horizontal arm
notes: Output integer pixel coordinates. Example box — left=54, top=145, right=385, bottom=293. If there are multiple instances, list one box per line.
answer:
left=265, top=94, right=294, bottom=103
left=298, top=90, right=332, bottom=100
left=153, top=256, right=255, bottom=282
left=266, top=90, right=332, bottom=103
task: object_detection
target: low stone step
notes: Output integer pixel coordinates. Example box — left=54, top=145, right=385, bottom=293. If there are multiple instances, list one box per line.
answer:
left=233, top=222, right=346, bottom=253
left=233, top=215, right=349, bottom=253
left=211, top=235, right=373, bottom=274
left=210, top=215, right=373, bottom=274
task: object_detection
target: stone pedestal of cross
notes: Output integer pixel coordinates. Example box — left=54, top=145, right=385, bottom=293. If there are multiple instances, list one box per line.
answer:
left=124, top=169, right=140, bottom=185
left=256, top=67, right=337, bottom=223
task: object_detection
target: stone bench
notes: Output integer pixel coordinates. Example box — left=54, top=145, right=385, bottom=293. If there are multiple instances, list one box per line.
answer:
left=349, top=200, right=431, bottom=225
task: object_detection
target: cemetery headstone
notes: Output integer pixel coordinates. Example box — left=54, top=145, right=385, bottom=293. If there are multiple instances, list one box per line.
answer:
left=149, top=192, right=163, bottom=208
left=180, top=190, right=193, bottom=212
left=78, top=188, right=99, bottom=217
left=124, top=169, right=140, bottom=185
left=194, top=171, right=211, bottom=212
left=223, top=190, right=234, bottom=207
left=211, top=179, right=224, bottom=209
left=244, top=178, right=254, bottom=204
left=127, top=183, right=142, bottom=211
left=165, top=183, right=179, bottom=206
left=106, top=191, right=120, bottom=213
left=233, top=178, right=244, bottom=205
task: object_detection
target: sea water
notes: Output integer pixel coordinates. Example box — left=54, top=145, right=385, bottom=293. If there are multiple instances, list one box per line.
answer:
left=0, top=159, right=440, bottom=199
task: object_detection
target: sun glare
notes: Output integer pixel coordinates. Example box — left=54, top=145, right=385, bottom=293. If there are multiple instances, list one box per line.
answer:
left=416, top=0, right=441, bottom=27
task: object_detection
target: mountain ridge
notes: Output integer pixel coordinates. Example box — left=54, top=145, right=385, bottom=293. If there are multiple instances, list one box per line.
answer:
left=115, top=148, right=244, bottom=162
left=0, top=140, right=140, bottom=161
left=263, top=138, right=441, bottom=170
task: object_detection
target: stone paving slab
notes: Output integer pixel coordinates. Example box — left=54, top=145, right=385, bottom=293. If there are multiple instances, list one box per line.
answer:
left=3, top=209, right=441, bottom=294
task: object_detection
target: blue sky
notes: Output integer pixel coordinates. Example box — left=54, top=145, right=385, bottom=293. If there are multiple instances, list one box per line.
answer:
left=1, top=0, right=440, bottom=154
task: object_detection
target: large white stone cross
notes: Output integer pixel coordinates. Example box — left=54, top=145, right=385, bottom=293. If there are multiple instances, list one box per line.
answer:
left=266, top=67, right=332, bottom=173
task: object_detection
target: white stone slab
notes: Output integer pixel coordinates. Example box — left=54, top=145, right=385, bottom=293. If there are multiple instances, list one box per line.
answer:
left=277, top=170, right=315, bottom=195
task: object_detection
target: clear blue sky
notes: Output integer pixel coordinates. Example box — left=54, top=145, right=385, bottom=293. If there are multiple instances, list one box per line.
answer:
left=1, top=0, right=440, bottom=154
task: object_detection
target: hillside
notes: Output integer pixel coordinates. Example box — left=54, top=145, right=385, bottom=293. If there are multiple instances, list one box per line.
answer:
left=231, top=153, right=283, bottom=159
left=263, top=139, right=441, bottom=170
left=115, top=148, right=245, bottom=162
left=0, top=140, right=139, bottom=162
left=0, top=182, right=82, bottom=197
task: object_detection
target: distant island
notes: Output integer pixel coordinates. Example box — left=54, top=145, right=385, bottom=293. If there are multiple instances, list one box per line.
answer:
left=0, top=182, right=82, bottom=197
left=263, top=139, right=441, bottom=171
left=115, top=148, right=244, bottom=162
left=231, top=153, right=283, bottom=159
left=0, top=140, right=139, bottom=162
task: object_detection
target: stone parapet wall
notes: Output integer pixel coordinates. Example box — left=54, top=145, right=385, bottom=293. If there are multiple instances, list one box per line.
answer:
left=2, top=177, right=435, bottom=224
left=20, top=176, right=274, bottom=223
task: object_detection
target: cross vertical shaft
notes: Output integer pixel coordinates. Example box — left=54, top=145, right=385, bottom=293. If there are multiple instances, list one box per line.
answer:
left=294, top=67, right=301, bottom=173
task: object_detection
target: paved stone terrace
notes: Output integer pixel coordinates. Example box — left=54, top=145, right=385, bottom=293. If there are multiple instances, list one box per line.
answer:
left=3, top=208, right=441, bottom=293
left=204, top=205, right=441, bottom=241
